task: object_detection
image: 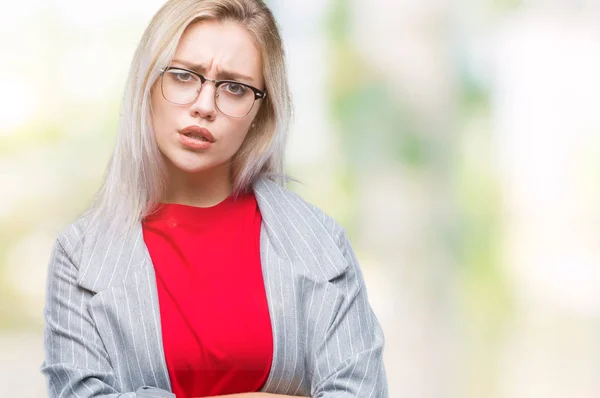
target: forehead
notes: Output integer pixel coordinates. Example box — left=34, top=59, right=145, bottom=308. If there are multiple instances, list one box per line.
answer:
left=174, top=19, right=262, bottom=82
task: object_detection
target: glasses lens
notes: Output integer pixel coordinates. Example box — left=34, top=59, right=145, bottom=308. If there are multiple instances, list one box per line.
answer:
left=216, top=83, right=255, bottom=118
left=161, top=69, right=201, bottom=104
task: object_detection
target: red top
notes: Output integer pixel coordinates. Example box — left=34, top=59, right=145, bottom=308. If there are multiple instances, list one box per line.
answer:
left=141, top=193, right=273, bottom=398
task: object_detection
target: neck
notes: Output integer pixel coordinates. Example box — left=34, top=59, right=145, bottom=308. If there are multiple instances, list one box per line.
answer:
left=163, top=160, right=234, bottom=208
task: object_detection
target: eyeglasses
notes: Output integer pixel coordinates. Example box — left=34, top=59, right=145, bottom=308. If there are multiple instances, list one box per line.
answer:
left=159, top=66, right=266, bottom=118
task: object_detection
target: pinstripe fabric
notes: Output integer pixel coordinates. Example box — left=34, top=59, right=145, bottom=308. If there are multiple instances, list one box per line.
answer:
left=41, top=178, right=388, bottom=397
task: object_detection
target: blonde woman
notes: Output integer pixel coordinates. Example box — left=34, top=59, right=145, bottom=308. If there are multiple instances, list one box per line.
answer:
left=40, top=0, right=388, bottom=397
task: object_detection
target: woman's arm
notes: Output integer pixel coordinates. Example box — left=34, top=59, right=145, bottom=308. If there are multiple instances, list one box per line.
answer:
left=309, top=226, right=389, bottom=397
left=41, top=233, right=175, bottom=398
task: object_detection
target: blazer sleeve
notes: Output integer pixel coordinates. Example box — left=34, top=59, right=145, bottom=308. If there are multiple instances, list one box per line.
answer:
left=40, top=234, right=175, bottom=398
left=310, top=227, right=389, bottom=398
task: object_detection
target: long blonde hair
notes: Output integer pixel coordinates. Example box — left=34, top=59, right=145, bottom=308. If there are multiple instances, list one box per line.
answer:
left=81, top=0, right=292, bottom=238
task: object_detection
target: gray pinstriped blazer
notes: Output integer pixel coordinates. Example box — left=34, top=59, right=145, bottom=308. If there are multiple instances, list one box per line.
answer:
left=41, top=178, right=388, bottom=397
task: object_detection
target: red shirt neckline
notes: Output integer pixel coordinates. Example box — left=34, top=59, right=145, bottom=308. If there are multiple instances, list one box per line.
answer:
left=145, top=193, right=251, bottom=226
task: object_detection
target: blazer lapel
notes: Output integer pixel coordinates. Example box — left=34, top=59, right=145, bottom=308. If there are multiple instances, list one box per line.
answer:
left=76, top=222, right=172, bottom=392
left=253, top=178, right=351, bottom=396
left=254, top=181, right=308, bottom=395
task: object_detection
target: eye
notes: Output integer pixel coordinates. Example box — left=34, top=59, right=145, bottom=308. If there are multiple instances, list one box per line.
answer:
left=222, top=82, right=248, bottom=96
left=168, top=70, right=195, bottom=83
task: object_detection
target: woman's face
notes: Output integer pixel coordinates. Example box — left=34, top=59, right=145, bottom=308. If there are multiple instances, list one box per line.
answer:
left=151, top=19, right=264, bottom=177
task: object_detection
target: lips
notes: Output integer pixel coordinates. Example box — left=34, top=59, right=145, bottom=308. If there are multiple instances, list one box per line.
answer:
left=179, top=126, right=215, bottom=142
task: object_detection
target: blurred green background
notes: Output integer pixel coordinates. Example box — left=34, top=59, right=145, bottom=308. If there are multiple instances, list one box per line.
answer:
left=1, top=0, right=600, bottom=397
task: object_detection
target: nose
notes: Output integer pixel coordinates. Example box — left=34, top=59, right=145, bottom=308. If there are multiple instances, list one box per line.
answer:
left=188, top=82, right=217, bottom=121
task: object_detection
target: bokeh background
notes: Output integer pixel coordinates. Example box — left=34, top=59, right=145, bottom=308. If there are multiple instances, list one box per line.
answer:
left=1, top=0, right=600, bottom=397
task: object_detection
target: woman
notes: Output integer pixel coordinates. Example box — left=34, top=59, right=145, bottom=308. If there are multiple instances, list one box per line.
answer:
left=40, top=0, right=388, bottom=397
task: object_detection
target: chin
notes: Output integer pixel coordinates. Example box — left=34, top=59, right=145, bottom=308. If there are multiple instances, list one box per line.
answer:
left=174, top=159, right=216, bottom=174
left=170, top=151, right=231, bottom=175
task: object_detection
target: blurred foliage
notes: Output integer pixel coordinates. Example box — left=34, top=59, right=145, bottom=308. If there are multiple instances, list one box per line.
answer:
left=325, top=0, right=428, bottom=171
left=454, top=50, right=512, bottom=325
left=325, top=1, right=512, bottom=395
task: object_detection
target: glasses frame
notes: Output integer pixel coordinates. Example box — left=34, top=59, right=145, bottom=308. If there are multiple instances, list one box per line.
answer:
left=159, top=66, right=267, bottom=118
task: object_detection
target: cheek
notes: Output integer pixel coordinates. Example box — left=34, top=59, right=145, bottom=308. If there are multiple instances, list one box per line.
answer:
left=225, top=121, right=252, bottom=148
left=151, top=91, right=173, bottom=136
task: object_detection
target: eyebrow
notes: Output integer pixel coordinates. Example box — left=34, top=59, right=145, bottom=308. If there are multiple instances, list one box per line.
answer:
left=171, top=59, right=256, bottom=83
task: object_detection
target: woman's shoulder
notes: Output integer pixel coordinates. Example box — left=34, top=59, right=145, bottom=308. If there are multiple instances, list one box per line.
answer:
left=253, top=177, right=362, bottom=282
left=253, top=177, right=346, bottom=244
left=52, top=211, right=95, bottom=263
